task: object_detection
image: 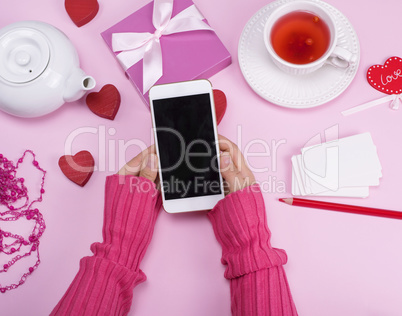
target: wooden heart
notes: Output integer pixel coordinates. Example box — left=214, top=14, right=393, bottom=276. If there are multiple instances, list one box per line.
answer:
left=213, top=89, right=227, bottom=125
left=65, top=0, right=99, bottom=27
left=367, top=56, right=402, bottom=95
left=58, top=151, right=95, bottom=187
left=86, top=84, right=121, bottom=120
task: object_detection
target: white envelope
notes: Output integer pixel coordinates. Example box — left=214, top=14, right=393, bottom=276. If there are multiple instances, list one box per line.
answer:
left=292, top=159, right=370, bottom=198
left=301, top=133, right=381, bottom=188
left=291, top=132, right=381, bottom=198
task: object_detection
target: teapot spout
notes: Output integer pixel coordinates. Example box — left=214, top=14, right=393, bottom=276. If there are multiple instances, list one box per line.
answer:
left=63, top=68, right=96, bottom=102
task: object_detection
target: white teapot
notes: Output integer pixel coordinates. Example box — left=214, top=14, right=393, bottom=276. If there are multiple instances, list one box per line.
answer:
left=0, top=21, right=96, bottom=118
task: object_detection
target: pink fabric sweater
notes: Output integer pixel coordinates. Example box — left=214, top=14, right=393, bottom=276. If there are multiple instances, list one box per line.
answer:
left=51, top=175, right=297, bottom=315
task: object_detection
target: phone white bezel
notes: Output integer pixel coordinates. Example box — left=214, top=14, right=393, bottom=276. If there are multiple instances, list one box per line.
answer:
left=149, top=79, right=224, bottom=213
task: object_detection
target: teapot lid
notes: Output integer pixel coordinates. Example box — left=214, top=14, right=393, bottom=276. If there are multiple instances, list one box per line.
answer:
left=0, top=28, right=50, bottom=84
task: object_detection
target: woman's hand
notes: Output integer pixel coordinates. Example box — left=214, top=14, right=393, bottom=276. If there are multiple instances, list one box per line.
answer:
left=218, top=135, right=256, bottom=195
left=117, top=136, right=255, bottom=194
left=117, top=145, right=158, bottom=183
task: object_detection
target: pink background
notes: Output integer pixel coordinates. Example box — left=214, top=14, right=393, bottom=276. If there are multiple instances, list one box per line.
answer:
left=1, top=0, right=402, bottom=315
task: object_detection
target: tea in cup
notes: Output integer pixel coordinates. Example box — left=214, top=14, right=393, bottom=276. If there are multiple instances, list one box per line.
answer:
left=264, top=1, right=356, bottom=75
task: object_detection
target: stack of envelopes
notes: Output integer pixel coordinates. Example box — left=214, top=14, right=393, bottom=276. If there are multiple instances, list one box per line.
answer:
left=292, top=133, right=382, bottom=198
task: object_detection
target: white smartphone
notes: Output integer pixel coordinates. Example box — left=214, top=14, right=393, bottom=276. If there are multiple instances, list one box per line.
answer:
left=149, top=80, right=225, bottom=213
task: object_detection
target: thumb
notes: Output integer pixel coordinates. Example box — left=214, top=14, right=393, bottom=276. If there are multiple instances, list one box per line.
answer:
left=220, top=152, right=238, bottom=193
left=139, top=153, right=158, bottom=182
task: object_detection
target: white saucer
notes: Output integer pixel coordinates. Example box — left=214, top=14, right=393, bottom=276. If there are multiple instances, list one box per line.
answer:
left=238, top=0, right=360, bottom=109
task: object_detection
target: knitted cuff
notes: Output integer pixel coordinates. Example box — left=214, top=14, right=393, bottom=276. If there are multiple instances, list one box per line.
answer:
left=50, top=256, right=147, bottom=316
left=207, top=184, right=287, bottom=279
left=91, top=175, right=162, bottom=271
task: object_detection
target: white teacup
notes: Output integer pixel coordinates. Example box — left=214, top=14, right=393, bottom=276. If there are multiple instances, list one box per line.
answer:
left=264, top=1, right=357, bottom=75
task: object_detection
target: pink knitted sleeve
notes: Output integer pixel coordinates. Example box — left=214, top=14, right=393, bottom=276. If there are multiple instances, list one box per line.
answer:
left=207, top=184, right=298, bottom=316
left=51, top=175, right=161, bottom=316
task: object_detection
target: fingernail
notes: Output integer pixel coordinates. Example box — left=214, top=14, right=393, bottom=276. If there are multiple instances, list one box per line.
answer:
left=221, top=153, right=231, bottom=167
left=147, top=154, right=157, bottom=169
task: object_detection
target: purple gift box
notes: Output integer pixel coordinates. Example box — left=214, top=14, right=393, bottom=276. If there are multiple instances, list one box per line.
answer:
left=101, top=0, right=232, bottom=106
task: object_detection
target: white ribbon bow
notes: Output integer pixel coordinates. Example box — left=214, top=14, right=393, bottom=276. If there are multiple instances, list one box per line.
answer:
left=112, top=0, right=213, bottom=94
left=342, top=93, right=402, bottom=116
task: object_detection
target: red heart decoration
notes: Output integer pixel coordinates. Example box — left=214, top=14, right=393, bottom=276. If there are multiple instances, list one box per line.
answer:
left=65, top=0, right=99, bottom=27
left=213, top=89, right=227, bottom=125
left=367, top=56, right=402, bottom=95
left=58, top=151, right=95, bottom=187
left=86, top=84, right=121, bottom=120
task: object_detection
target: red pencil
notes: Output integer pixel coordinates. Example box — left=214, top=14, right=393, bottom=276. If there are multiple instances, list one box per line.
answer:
left=279, top=197, right=402, bottom=220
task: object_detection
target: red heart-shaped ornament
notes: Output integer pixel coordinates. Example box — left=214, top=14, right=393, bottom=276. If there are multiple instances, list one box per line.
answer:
left=86, top=84, right=121, bottom=120
left=58, top=151, right=95, bottom=187
left=65, top=0, right=99, bottom=27
left=213, top=89, right=227, bottom=125
left=367, top=56, right=402, bottom=95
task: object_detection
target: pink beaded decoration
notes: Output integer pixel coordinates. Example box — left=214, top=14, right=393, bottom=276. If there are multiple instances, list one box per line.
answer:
left=0, top=150, right=46, bottom=293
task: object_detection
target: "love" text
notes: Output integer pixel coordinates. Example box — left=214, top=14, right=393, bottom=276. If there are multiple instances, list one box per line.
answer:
left=380, top=69, right=402, bottom=86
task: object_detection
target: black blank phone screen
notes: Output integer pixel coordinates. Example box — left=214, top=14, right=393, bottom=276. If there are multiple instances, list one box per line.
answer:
left=153, top=93, right=222, bottom=200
